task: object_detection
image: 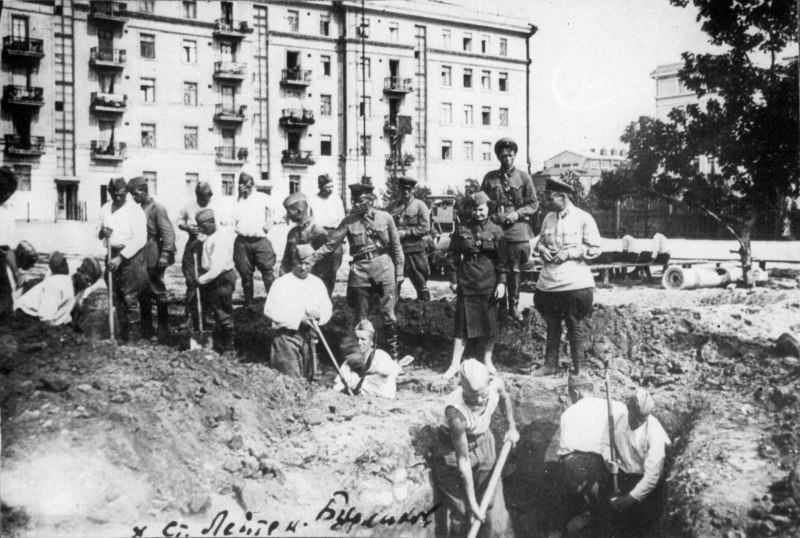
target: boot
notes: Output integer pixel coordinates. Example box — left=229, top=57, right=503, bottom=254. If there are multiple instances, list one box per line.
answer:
left=507, top=273, right=523, bottom=321
left=384, top=322, right=400, bottom=361
left=139, top=300, right=155, bottom=340
left=420, top=288, right=431, bottom=302
left=156, top=303, right=169, bottom=339
left=508, top=299, right=524, bottom=322
left=242, top=280, right=255, bottom=308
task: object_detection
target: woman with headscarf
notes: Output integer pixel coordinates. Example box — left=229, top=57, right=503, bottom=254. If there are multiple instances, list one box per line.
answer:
left=606, top=387, right=671, bottom=536
left=431, top=359, right=518, bottom=537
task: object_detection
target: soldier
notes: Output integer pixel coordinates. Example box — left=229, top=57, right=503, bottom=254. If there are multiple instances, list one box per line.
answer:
left=311, top=183, right=404, bottom=359
left=98, top=177, right=148, bottom=342
left=127, top=176, right=176, bottom=339
left=177, top=181, right=217, bottom=330
left=443, top=192, right=507, bottom=379
left=279, top=193, right=330, bottom=279
left=0, top=241, right=38, bottom=322
left=233, top=171, right=276, bottom=309
left=388, top=176, right=431, bottom=301
left=309, top=173, right=346, bottom=295
left=480, top=138, right=539, bottom=321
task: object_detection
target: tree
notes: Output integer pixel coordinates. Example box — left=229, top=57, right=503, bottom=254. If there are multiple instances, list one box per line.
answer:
left=603, top=0, right=799, bottom=284
left=380, top=174, right=432, bottom=210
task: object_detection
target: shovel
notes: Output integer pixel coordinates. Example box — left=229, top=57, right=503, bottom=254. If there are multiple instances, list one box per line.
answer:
left=190, top=252, right=211, bottom=350
left=467, top=439, right=513, bottom=538
left=311, top=319, right=353, bottom=396
left=106, top=242, right=115, bottom=341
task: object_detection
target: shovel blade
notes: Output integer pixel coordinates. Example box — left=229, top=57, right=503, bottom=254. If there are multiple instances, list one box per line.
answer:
left=190, top=332, right=213, bottom=350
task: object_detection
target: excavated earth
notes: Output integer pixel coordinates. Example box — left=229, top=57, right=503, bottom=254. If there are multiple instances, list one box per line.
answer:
left=2, top=264, right=800, bottom=538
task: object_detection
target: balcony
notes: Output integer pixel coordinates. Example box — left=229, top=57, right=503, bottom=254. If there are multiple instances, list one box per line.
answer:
left=91, top=141, right=127, bottom=162
left=2, top=85, right=44, bottom=112
left=385, top=153, right=415, bottom=170
left=213, top=61, right=247, bottom=81
left=90, top=92, right=127, bottom=114
left=214, top=104, right=247, bottom=123
left=2, top=36, right=45, bottom=64
left=89, top=47, right=126, bottom=69
left=213, top=19, right=254, bottom=39
left=89, top=1, right=128, bottom=24
left=281, top=149, right=315, bottom=167
left=383, top=77, right=413, bottom=95
left=4, top=135, right=45, bottom=156
left=280, top=68, right=312, bottom=87
left=279, top=108, right=315, bottom=128
left=383, top=115, right=413, bottom=134
left=215, top=146, right=248, bottom=165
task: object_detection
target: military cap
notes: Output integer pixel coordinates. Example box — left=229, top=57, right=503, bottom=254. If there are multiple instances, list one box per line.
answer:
left=48, top=252, right=70, bottom=275
left=15, top=240, right=38, bottom=270
left=471, top=191, right=491, bottom=206
left=195, top=208, right=215, bottom=225
left=108, top=177, right=127, bottom=191
left=318, top=174, right=334, bottom=187
left=238, top=171, right=254, bottom=184
left=398, top=177, right=417, bottom=189
left=354, top=319, right=375, bottom=336
left=126, top=176, right=147, bottom=192
left=78, top=257, right=103, bottom=284
left=546, top=177, right=575, bottom=195
left=567, top=371, right=593, bottom=390
left=494, top=137, right=518, bottom=155
left=348, top=183, right=374, bottom=197
left=283, top=192, right=307, bottom=209
left=293, top=244, right=315, bottom=261
left=195, top=181, right=213, bottom=195
left=0, top=166, right=18, bottom=193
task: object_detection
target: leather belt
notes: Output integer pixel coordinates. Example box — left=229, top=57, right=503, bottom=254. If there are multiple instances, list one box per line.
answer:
left=462, top=252, right=485, bottom=262
left=352, top=249, right=387, bottom=262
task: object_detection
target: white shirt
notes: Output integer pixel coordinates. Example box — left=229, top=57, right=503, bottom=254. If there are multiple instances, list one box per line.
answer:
left=197, top=228, right=236, bottom=285
left=17, top=273, right=75, bottom=326
left=0, top=201, right=15, bottom=248
left=98, top=201, right=147, bottom=259
left=651, top=232, right=670, bottom=257
left=536, top=204, right=602, bottom=292
left=235, top=192, right=273, bottom=237
left=334, top=349, right=402, bottom=399
left=263, top=271, right=332, bottom=331
left=179, top=198, right=228, bottom=230
left=309, top=193, right=346, bottom=229
left=615, top=415, right=671, bottom=501
left=558, top=396, right=628, bottom=460
left=621, top=234, right=635, bottom=252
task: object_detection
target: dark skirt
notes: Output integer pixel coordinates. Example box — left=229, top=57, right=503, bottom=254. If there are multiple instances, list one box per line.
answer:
left=455, top=293, right=498, bottom=340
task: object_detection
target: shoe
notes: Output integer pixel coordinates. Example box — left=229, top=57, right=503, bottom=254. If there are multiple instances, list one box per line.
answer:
left=530, top=364, right=560, bottom=377
left=509, top=308, right=524, bottom=322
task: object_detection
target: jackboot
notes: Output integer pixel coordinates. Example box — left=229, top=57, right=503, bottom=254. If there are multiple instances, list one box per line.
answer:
left=242, top=280, right=255, bottom=308
left=138, top=300, right=155, bottom=340
left=419, top=288, right=431, bottom=302
left=384, top=322, right=400, bottom=362
left=156, top=303, right=170, bottom=339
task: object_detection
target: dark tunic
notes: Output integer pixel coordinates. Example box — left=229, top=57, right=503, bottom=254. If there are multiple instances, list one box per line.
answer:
left=480, top=167, right=539, bottom=242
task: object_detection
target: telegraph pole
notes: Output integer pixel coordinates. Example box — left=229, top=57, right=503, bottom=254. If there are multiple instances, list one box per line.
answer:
left=359, top=0, right=368, bottom=183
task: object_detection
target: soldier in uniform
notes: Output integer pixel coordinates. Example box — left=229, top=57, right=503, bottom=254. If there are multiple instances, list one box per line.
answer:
left=480, top=138, right=539, bottom=321
left=279, top=193, right=332, bottom=280
left=442, top=192, right=507, bottom=379
left=128, top=176, right=176, bottom=339
left=311, top=183, right=404, bottom=359
left=388, top=177, right=431, bottom=301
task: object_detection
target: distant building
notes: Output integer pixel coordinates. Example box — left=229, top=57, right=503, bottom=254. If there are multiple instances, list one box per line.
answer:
left=538, top=148, right=626, bottom=191
left=1, top=0, right=535, bottom=223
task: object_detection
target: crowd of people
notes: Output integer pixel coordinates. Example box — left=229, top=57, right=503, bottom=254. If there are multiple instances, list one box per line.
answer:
left=0, top=138, right=671, bottom=536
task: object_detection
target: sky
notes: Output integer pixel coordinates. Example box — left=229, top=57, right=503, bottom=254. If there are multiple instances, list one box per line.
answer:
left=455, top=0, right=720, bottom=169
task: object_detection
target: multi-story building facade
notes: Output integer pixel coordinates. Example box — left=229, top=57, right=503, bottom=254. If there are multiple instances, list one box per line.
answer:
left=2, top=0, right=535, bottom=222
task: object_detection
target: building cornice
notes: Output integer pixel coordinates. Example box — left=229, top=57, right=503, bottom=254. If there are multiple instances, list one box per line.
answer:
left=427, top=48, right=530, bottom=66
left=73, top=2, right=216, bottom=29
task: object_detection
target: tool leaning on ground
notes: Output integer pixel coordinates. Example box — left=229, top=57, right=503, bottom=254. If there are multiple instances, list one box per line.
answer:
left=106, top=242, right=115, bottom=341
left=311, top=319, right=353, bottom=396
left=466, top=439, right=513, bottom=538
left=606, top=365, right=620, bottom=495
left=189, top=252, right=209, bottom=350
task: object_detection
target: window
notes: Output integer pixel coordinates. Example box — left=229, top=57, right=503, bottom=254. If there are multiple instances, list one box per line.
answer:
left=360, top=135, right=372, bottom=156
left=499, top=107, right=509, bottom=127
left=141, top=123, right=156, bottom=148
left=463, top=141, right=473, bottom=161
left=140, top=77, right=155, bottom=103
left=221, top=173, right=235, bottom=196
left=389, top=23, right=399, bottom=42
left=182, top=0, right=196, bottom=19
left=499, top=72, right=508, bottom=92
left=359, top=96, right=371, bottom=117
left=289, top=175, right=301, bottom=194
left=464, top=105, right=473, bottom=125
left=499, top=37, right=508, bottom=56
left=11, top=16, right=28, bottom=39
left=182, top=39, right=197, bottom=63
left=140, top=33, right=155, bottom=59
left=144, top=171, right=157, bottom=195
left=441, top=65, right=451, bottom=87
left=13, top=165, right=31, bottom=191
left=442, top=29, right=451, bottom=49
left=320, top=13, right=331, bottom=36
left=441, top=102, right=452, bottom=124
left=139, top=0, right=154, bottom=13
left=481, top=35, right=489, bottom=54
left=463, top=68, right=472, bottom=88
left=320, top=134, right=332, bottom=156
left=320, top=94, right=332, bottom=116
left=185, top=173, right=199, bottom=195
left=463, top=32, right=472, bottom=51
left=184, top=126, right=198, bottom=149
left=441, top=140, right=452, bottom=160
left=358, top=57, right=371, bottom=79
left=317, top=55, right=330, bottom=77
left=287, top=9, right=299, bottom=32
left=482, top=142, right=492, bottom=161
left=183, top=82, right=198, bottom=106
left=481, top=106, right=491, bottom=126
left=481, top=70, right=491, bottom=90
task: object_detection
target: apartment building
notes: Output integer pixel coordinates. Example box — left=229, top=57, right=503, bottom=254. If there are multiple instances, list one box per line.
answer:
left=1, top=0, right=535, bottom=222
